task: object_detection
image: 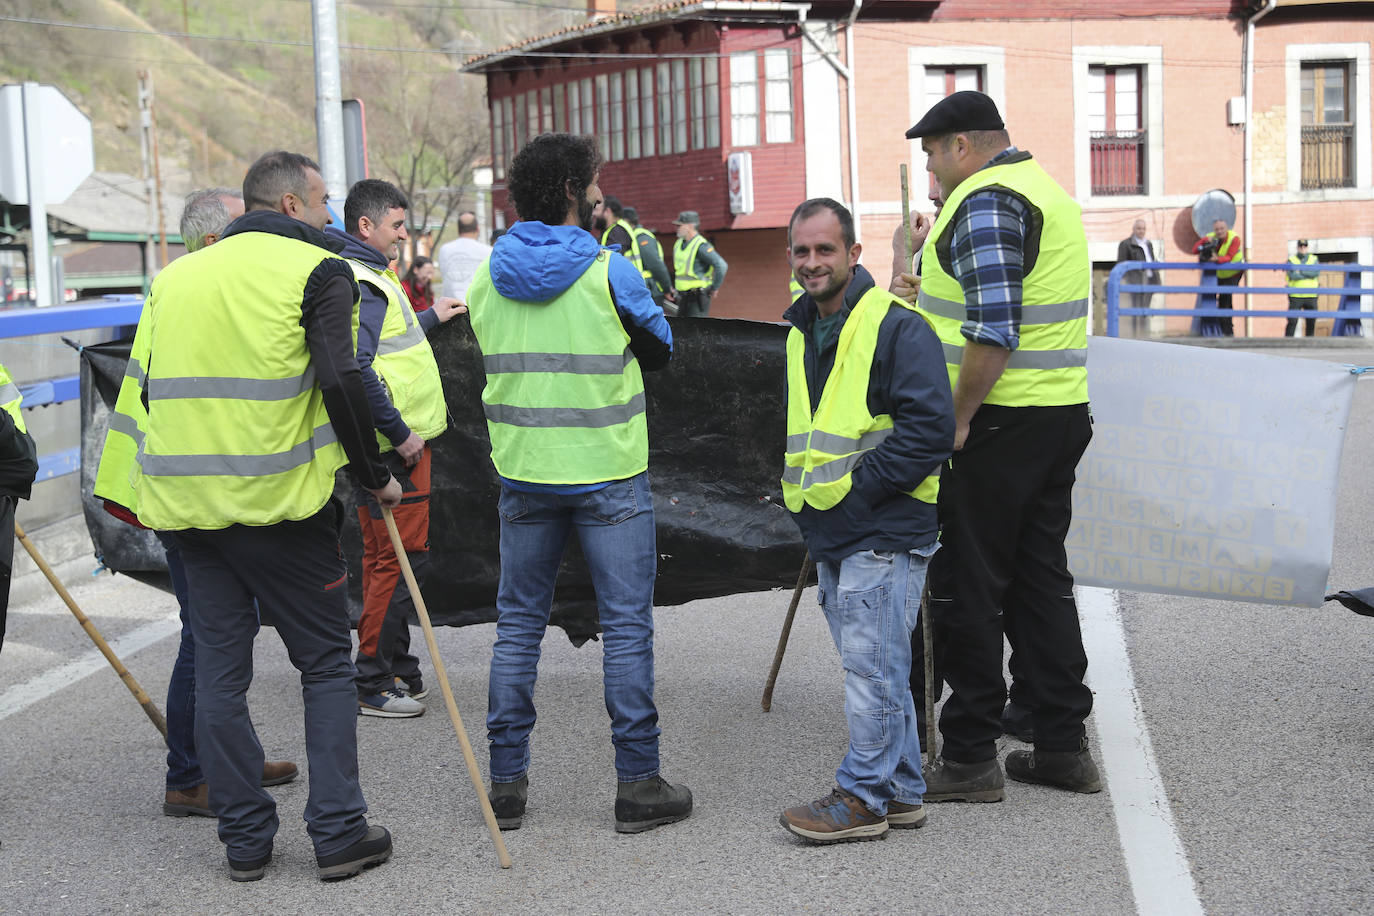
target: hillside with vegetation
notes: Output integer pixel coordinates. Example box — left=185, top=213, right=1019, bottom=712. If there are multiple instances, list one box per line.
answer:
left=0, top=0, right=582, bottom=240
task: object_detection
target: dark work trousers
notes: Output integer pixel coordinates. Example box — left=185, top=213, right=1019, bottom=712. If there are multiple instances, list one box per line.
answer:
left=353, top=447, right=429, bottom=696
left=172, top=498, right=369, bottom=862
left=1216, top=274, right=1242, bottom=335
left=677, top=288, right=712, bottom=318
left=926, top=403, right=1094, bottom=763
left=1285, top=295, right=1318, bottom=338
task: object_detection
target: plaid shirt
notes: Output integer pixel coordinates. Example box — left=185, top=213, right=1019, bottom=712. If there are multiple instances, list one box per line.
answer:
left=948, top=147, right=1032, bottom=350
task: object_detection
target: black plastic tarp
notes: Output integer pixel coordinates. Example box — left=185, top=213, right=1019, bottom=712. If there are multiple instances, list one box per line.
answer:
left=78, top=317, right=807, bottom=639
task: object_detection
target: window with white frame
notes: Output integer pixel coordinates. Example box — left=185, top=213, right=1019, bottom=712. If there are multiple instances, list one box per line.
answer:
left=502, top=96, right=515, bottom=172
left=539, top=87, right=552, bottom=135
left=580, top=77, right=595, bottom=138
left=514, top=93, right=528, bottom=149
left=1301, top=61, right=1355, bottom=188
left=553, top=83, right=566, bottom=132
left=672, top=59, right=688, bottom=153
left=705, top=58, right=720, bottom=148
left=594, top=75, right=609, bottom=158
left=526, top=91, right=540, bottom=141
left=641, top=67, right=656, bottom=157
left=1087, top=65, right=1145, bottom=195
left=657, top=62, right=673, bottom=154
left=627, top=73, right=641, bottom=158
left=610, top=72, right=625, bottom=160
left=690, top=57, right=706, bottom=150
left=492, top=99, right=506, bottom=179
left=730, top=53, right=758, bottom=147
left=1286, top=44, right=1369, bottom=194
left=763, top=49, right=793, bottom=143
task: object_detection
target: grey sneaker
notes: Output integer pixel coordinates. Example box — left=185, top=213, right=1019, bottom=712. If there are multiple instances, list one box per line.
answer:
left=394, top=676, right=430, bottom=700
left=358, top=690, right=425, bottom=718
left=1005, top=741, right=1102, bottom=793
left=489, top=776, right=528, bottom=830
left=923, top=757, right=1005, bottom=803
left=614, top=775, right=692, bottom=833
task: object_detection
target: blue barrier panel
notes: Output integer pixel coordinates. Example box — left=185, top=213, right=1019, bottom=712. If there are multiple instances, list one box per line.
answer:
left=1105, top=261, right=1372, bottom=338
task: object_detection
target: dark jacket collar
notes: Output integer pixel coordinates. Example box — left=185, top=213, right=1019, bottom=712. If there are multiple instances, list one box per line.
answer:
left=223, top=210, right=345, bottom=253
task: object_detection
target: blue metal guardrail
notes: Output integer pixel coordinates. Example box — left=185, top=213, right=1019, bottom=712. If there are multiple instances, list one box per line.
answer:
left=1105, top=261, right=1373, bottom=338
left=0, top=294, right=144, bottom=482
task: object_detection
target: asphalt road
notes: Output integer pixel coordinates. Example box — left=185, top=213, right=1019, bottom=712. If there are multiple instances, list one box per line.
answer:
left=0, top=345, right=1370, bottom=915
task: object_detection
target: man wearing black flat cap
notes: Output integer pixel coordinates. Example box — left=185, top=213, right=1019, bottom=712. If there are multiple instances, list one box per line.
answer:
left=905, top=90, right=1101, bottom=801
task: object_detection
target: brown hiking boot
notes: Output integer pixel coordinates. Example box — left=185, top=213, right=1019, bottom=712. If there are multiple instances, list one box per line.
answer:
left=780, top=788, right=889, bottom=844
left=262, top=761, right=298, bottom=787
left=923, top=757, right=1005, bottom=802
left=887, top=800, right=928, bottom=829
left=1005, top=740, right=1102, bottom=794
left=164, top=784, right=212, bottom=817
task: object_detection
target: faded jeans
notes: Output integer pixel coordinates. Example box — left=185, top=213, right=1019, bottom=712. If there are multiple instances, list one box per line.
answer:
left=487, top=471, right=661, bottom=783
left=817, top=543, right=937, bottom=814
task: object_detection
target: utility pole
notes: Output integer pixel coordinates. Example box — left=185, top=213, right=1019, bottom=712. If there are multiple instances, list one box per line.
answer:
left=311, top=0, right=348, bottom=203
left=20, top=83, right=52, bottom=308
left=137, top=72, right=159, bottom=282
left=138, top=71, right=170, bottom=274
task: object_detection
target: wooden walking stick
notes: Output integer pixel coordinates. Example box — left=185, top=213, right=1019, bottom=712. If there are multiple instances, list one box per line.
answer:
left=13, top=521, right=167, bottom=738
left=761, top=552, right=812, bottom=712
left=901, top=163, right=939, bottom=765
left=380, top=507, right=512, bottom=870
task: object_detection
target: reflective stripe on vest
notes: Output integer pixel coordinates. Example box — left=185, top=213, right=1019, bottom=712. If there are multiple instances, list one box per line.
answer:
left=674, top=235, right=710, bottom=290
left=789, top=276, right=804, bottom=303
left=917, top=155, right=1089, bottom=408
left=348, top=260, right=448, bottom=450
left=466, top=252, right=648, bottom=485
left=1287, top=253, right=1320, bottom=296
left=132, top=231, right=358, bottom=531
left=0, top=364, right=26, bottom=435
left=781, top=287, right=940, bottom=512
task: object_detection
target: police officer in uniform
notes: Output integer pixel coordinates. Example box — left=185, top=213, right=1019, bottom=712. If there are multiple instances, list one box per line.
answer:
left=129, top=151, right=402, bottom=881
left=622, top=207, right=672, bottom=313
left=906, top=92, right=1101, bottom=800
left=670, top=211, right=728, bottom=317
left=1284, top=239, right=1321, bottom=337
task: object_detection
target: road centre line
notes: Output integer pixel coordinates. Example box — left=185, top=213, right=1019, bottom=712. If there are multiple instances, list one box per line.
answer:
left=0, top=610, right=180, bottom=722
left=1079, top=585, right=1204, bottom=916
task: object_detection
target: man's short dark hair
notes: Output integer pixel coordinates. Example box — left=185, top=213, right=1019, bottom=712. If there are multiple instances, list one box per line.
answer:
left=603, top=195, right=624, bottom=218
left=457, top=211, right=479, bottom=234
left=344, top=179, right=408, bottom=234
left=508, top=133, right=603, bottom=227
left=243, top=151, right=320, bottom=212
left=788, top=198, right=856, bottom=249
left=180, top=188, right=240, bottom=252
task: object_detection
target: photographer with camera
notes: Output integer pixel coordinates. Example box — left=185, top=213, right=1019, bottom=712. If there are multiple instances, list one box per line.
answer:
left=1192, top=218, right=1244, bottom=336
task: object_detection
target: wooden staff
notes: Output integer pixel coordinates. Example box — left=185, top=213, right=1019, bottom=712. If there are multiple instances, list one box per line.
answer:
left=761, top=553, right=812, bottom=712
left=14, top=521, right=167, bottom=738
left=380, top=507, right=511, bottom=870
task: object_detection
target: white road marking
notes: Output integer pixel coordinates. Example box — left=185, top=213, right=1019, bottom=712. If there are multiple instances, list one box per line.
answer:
left=0, top=610, right=180, bottom=721
left=1079, top=585, right=1204, bottom=916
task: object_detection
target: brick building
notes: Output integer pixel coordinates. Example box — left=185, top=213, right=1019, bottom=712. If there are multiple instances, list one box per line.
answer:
left=463, top=0, right=1373, bottom=333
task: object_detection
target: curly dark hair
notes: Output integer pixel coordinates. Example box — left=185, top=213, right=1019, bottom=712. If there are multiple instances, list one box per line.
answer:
left=508, top=133, right=603, bottom=226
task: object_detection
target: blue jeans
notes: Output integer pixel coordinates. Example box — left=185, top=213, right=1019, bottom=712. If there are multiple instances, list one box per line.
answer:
left=487, top=471, right=661, bottom=783
left=159, top=533, right=203, bottom=791
left=816, top=544, right=937, bottom=815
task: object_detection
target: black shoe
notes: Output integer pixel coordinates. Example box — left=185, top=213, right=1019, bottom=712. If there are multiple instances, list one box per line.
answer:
left=923, top=757, right=1005, bottom=803
left=1005, top=740, right=1102, bottom=794
left=614, top=775, right=692, bottom=833
left=316, top=825, right=393, bottom=880
left=1001, top=702, right=1035, bottom=743
left=228, top=851, right=271, bottom=882
left=489, top=776, right=528, bottom=831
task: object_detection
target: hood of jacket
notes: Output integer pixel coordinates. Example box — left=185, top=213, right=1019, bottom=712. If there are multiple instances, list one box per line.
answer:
left=325, top=226, right=390, bottom=270
left=487, top=221, right=602, bottom=303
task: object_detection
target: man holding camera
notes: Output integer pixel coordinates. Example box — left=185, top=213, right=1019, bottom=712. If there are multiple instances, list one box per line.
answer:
left=1192, top=218, right=1244, bottom=336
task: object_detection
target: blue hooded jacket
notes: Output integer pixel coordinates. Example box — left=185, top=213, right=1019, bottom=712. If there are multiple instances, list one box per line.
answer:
left=482, top=220, right=673, bottom=492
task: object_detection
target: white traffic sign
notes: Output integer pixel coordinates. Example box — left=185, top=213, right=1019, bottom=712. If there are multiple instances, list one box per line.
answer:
left=0, top=83, right=95, bottom=205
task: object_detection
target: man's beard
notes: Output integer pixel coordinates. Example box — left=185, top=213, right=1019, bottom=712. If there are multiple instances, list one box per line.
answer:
left=580, top=198, right=598, bottom=233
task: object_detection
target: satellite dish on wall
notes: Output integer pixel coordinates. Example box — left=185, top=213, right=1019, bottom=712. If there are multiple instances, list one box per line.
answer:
left=1191, top=189, right=1237, bottom=237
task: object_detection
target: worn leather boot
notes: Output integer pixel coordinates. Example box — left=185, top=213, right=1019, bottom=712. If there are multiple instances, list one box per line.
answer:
left=1005, top=739, right=1102, bottom=793
left=261, top=760, right=299, bottom=786
left=922, top=757, right=1005, bottom=803
left=163, top=783, right=213, bottom=817
left=614, top=775, right=692, bottom=833
left=489, top=776, right=528, bottom=831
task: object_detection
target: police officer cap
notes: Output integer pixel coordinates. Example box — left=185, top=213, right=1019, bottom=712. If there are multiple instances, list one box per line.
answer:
left=905, top=90, right=1005, bottom=139
left=673, top=211, right=700, bottom=226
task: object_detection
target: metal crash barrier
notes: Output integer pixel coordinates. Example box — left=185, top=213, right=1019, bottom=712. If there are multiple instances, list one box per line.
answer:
left=1105, top=261, right=1373, bottom=339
